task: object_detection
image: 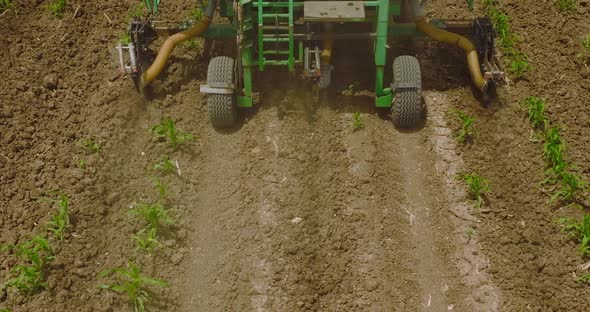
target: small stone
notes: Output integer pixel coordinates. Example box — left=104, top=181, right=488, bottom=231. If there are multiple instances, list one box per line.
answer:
left=43, top=73, right=59, bottom=90
left=74, top=258, right=85, bottom=268
left=364, top=279, right=381, bottom=292
left=97, top=205, right=108, bottom=216
left=177, top=228, right=187, bottom=240
left=105, top=193, right=120, bottom=205
left=15, top=81, right=28, bottom=91
left=108, top=73, right=119, bottom=82
left=0, top=284, right=6, bottom=302
left=291, top=217, right=303, bottom=224
left=171, top=250, right=185, bottom=265
left=32, top=159, right=44, bottom=172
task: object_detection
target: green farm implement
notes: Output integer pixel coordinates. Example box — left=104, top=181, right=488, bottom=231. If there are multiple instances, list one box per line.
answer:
left=116, top=0, right=504, bottom=128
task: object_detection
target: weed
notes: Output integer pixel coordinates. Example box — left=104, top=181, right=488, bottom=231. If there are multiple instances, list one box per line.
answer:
left=466, top=227, right=475, bottom=239
left=0, top=309, right=11, bottom=312
left=466, top=0, right=474, bottom=11
left=559, top=215, right=590, bottom=256
left=77, top=159, right=87, bottom=169
left=77, top=139, right=101, bottom=154
left=99, top=262, right=168, bottom=312
left=451, top=110, right=477, bottom=143
left=120, top=34, right=131, bottom=45
left=341, top=82, right=359, bottom=96
left=48, top=0, right=66, bottom=17
left=461, top=173, right=490, bottom=209
left=352, top=112, right=364, bottom=131
left=543, top=127, right=566, bottom=171
left=523, top=97, right=548, bottom=131
left=153, top=157, right=176, bottom=174
left=129, top=203, right=174, bottom=231
left=152, top=118, right=195, bottom=150
left=2, top=236, right=54, bottom=295
left=133, top=228, right=159, bottom=252
left=554, top=0, right=578, bottom=12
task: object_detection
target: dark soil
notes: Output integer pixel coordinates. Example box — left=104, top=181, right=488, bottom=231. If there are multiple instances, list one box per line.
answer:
left=1, top=0, right=589, bottom=311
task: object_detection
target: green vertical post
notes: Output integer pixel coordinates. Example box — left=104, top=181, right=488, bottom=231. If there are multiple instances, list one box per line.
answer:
left=257, top=0, right=265, bottom=71
left=144, top=0, right=161, bottom=14
left=288, top=0, right=294, bottom=71
left=239, top=47, right=254, bottom=107
left=374, top=0, right=393, bottom=107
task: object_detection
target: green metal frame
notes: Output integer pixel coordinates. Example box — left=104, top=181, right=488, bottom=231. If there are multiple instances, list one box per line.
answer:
left=167, top=0, right=425, bottom=108
left=233, top=0, right=407, bottom=108
left=143, top=0, right=161, bottom=15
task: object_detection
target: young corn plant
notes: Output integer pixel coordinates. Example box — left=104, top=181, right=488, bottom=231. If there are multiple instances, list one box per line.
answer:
left=133, top=228, right=159, bottom=252
left=189, top=5, right=203, bottom=22
left=550, top=170, right=588, bottom=204
left=555, top=0, right=578, bottom=12
left=45, top=195, right=71, bottom=241
left=509, top=56, right=530, bottom=78
left=129, top=202, right=175, bottom=231
left=577, top=274, right=590, bottom=283
left=543, top=127, right=566, bottom=171
left=352, top=112, right=364, bottom=131
left=523, top=97, right=548, bottom=131
left=0, top=0, right=14, bottom=13
left=559, top=215, right=590, bottom=256
left=153, top=179, right=169, bottom=202
left=451, top=110, right=477, bottom=143
left=129, top=2, right=145, bottom=19
left=461, top=173, right=491, bottom=209
left=77, top=139, right=101, bottom=154
left=486, top=8, right=514, bottom=49
left=99, top=262, right=169, bottom=312
left=3, top=236, right=54, bottom=296
left=580, top=34, right=590, bottom=65
left=153, top=157, right=176, bottom=174
left=48, top=0, right=67, bottom=17
left=484, top=0, right=530, bottom=78
left=152, top=118, right=195, bottom=150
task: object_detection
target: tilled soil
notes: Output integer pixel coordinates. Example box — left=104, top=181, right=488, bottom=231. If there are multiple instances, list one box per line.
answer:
left=1, top=0, right=589, bottom=311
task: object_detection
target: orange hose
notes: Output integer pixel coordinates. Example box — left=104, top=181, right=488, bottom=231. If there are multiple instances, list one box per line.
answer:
left=415, top=18, right=487, bottom=91
left=140, top=16, right=212, bottom=87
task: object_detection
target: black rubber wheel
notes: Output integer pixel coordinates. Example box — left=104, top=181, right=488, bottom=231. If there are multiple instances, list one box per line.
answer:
left=391, top=55, right=423, bottom=129
left=207, top=56, right=237, bottom=128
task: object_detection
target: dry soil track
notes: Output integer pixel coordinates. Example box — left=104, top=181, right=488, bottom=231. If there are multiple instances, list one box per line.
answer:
left=174, top=82, right=498, bottom=311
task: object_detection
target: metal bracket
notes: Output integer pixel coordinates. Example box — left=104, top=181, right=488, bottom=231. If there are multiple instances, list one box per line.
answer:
left=115, top=42, right=138, bottom=74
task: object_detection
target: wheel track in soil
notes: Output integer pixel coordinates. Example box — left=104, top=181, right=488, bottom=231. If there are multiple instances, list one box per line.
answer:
left=178, top=81, right=498, bottom=311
